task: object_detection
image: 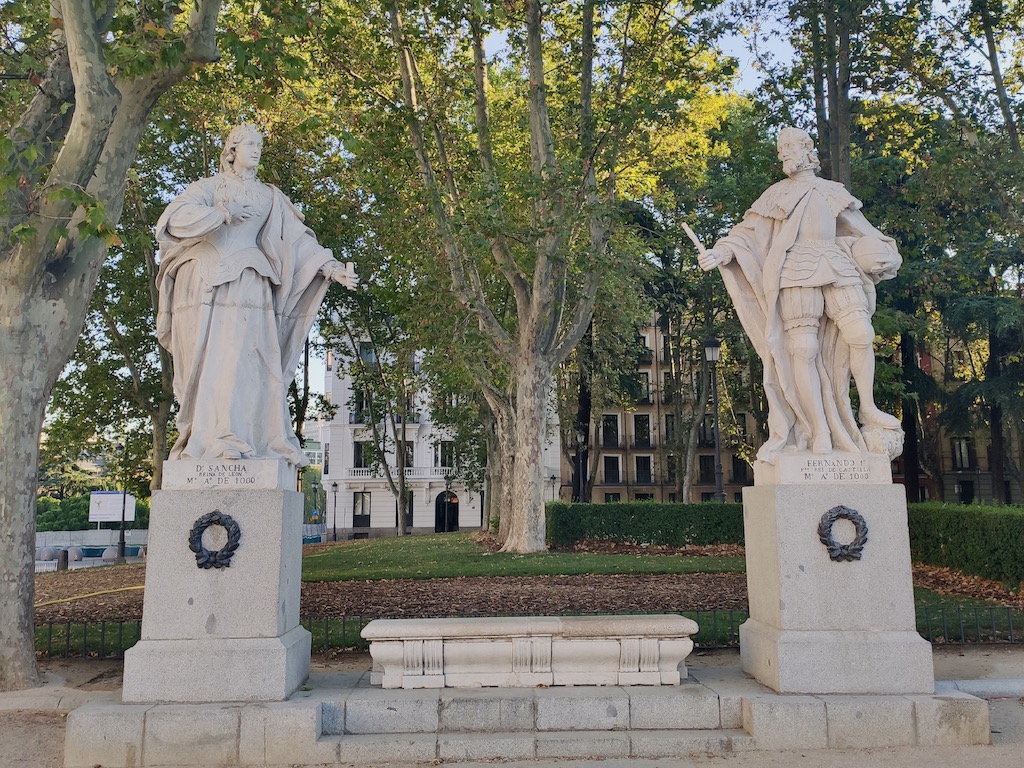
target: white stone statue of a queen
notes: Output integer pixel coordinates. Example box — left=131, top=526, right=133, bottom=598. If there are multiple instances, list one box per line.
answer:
left=698, top=126, right=903, bottom=463
left=155, top=124, right=356, bottom=466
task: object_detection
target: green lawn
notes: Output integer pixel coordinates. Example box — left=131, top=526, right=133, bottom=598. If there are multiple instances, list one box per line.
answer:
left=301, top=531, right=745, bottom=582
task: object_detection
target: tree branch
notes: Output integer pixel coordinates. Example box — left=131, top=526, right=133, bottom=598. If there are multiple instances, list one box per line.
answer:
left=468, top=10, right=531, bottom=311
left=387, top=2, right=513, bottom=358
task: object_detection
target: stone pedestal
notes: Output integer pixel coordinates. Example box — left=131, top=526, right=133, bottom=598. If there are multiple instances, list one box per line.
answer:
left=739, top=481, right=933, bottom=694
left=122, top=461, right=310, bottom=703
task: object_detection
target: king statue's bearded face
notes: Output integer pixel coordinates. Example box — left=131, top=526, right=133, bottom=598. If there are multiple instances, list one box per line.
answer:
left=779, top=143, right=818, bottom=176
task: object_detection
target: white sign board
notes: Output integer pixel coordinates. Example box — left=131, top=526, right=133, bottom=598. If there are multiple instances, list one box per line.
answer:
left=89, top=491, right=136, bottom=522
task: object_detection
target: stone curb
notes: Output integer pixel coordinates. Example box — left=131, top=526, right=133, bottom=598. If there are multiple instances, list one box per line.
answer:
left=939, top=679, right=1024, bottom=698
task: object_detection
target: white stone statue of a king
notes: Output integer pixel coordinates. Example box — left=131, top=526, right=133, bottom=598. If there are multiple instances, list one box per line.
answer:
left=698, top=126, right=902, bottom=463
left=155, top=124, right=356, bottom=467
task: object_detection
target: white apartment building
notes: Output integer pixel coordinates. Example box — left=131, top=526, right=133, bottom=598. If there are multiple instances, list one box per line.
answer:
left=319, top=343, right=563, bottom=538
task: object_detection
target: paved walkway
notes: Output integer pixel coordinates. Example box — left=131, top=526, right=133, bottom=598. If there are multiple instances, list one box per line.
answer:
left=3, top=647, right=1024, bottom=768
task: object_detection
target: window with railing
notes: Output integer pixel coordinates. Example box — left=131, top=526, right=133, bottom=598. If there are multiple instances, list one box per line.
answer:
left=603, top=455, right=621, bottom=484
left=350, top=389, right=369, bottom=424
left=662, top=373, right=675, bottom=404
left=637, top=334, right=653, bottom=365
left=635, top=455, right=653, bottom=484
left=698, top=455, right=715, bottom=484
left=353, top=440, right=370, bottom=469
left=664, top=414, right=675, bottom=442
left=636, top=372, right=651, bottom=404
left=731, top=454, right=751, bottom=485
left=601, top=415, right=619, bottom=448
left=394, top=490, right=413, bottom=529
left=434, top=441, right=454, bottom=468
left=633, top=414, right=651, bottom=448
left=353, top=492, right=371, bottom=527
left=698, top=414, right=715, bottom=448
left=951, top=438, right=976, bottom=471
left=604, top=492, right=621, bottom=503
left=397, top=440, right=413, bottom=469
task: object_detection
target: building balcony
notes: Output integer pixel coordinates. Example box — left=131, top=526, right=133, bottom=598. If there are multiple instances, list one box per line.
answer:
left=632, top=438, right=652, bottom=449
left=346, top=466, right=455, bottom=479
left=638, top=348, right=653, bottom=365
left=634, top=472, right=654, bottom=485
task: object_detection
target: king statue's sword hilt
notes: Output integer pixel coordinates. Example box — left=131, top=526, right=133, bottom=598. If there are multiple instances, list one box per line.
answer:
left=681, top=222, right=706, bottom=255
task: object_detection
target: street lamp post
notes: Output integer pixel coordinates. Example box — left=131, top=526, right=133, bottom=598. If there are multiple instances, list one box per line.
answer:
left=117, top=482, right=127, bottom=563
left=704, top=337, right=726, bottom=503
left=549, top=475, right=557, bottom=501
left=575, top=427, right=588, bottom=503
left=331, top=481, right=339, bottom=542
left=311, top=479, right=320, bottom=527
left=115, top=443, right=127, bottom=564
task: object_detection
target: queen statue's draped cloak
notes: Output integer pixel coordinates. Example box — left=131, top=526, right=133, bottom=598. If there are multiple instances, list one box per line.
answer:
left=713, top=176, right=901, bottom=462
left=155, top=173, right=333, bottom=466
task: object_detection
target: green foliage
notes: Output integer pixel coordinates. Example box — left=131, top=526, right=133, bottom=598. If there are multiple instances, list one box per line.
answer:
left=35, top=494, right=150, bottom=532
left=36, top=496, right=89, bottom=532
left=908, top=502, right=1024, bottom=588
left=546, top=501, right=744, bottom=548
left=301, top=531, right=744, bottom=582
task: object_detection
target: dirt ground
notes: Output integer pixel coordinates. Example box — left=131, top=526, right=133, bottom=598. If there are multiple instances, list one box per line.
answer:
left=33, top=542, right=1024, bottom=624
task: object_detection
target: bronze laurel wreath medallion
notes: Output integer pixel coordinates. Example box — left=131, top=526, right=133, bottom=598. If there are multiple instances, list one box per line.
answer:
left=189, top=510, right=241, bottom=569
left=817, top=505, right=868, bottom=562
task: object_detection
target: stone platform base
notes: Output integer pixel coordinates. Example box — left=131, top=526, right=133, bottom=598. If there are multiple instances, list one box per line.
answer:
left=122, top=626, right=311, bottom=703
left=123, top=479, right=309, bottom=703
left=363, top=614, right=697, bottom=688
left=740, top=620, right=934, bottom=695
left=64, top=666, right=990, bottom=767
left=742, top=482, right=934, bottom=694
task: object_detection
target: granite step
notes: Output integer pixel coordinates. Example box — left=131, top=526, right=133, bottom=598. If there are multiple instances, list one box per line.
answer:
left=321, top=683, right=731, bottom=736
left=320, top=728, right=756, bottom=764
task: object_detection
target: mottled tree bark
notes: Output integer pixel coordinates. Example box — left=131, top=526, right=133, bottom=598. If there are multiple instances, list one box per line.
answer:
left=0, top=0, right=220, bottom=691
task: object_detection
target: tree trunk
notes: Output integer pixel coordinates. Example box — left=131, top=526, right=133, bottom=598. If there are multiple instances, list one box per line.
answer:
left=573, top=322, right=594, bottom=502
left=900, top=332, right=921, bottom=504
left=833, top=0, right=854, bottom=191
left=808, top=3, right=832, bottom=178
left=482, top=389, right=514, bottom=542
left=150, top=405, right=170, bottom=491
left=977, top=0, right=1022, bottom=154
left=0, top=267, right=94, bottom=688
left=0, top=0, right=220, bottom=692
left=987, top=326, right=1006, bottom=504
left=482, top=407, right=498, bottom=531
left=501, top=360, right=550, bottom=553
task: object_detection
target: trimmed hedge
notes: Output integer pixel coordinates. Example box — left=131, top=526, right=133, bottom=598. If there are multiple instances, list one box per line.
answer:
left=908, top=502, right=1024, bottom=588
left=547, top=501, right=744, bottom=548
left=547, top=499, right=1024, bottom=588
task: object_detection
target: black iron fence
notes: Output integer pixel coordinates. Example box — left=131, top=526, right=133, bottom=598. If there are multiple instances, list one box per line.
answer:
left=34, top=605, right=1024, bottom=660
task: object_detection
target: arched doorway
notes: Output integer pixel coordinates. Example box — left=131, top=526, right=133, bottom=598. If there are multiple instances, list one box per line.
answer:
left=434, top=491, right=459, bottom=533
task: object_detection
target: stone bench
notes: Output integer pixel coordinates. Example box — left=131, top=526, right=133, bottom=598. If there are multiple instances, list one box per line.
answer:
left=362, top=614, right=698, bottom=689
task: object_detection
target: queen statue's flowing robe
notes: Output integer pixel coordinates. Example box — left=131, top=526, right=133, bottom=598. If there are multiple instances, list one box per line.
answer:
left=155, top=172, right=333, bottom=466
